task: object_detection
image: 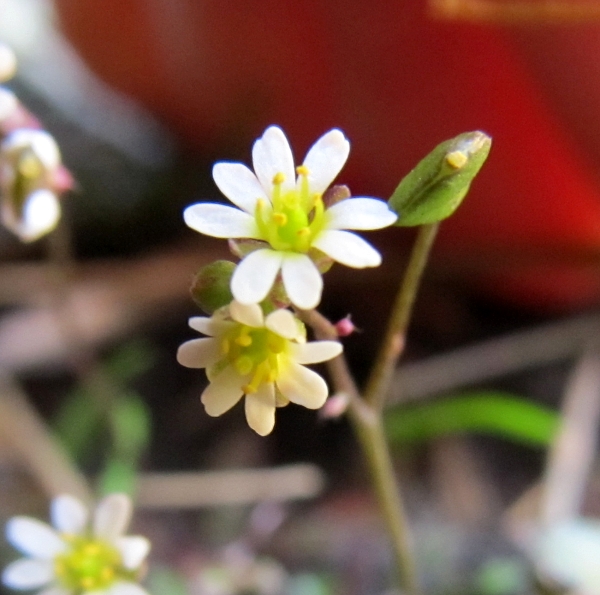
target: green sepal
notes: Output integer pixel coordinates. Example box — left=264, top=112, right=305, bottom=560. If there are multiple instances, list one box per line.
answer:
left=389, top=131, right=491, bottom=226
left=190, top=260, right=236, bottom=314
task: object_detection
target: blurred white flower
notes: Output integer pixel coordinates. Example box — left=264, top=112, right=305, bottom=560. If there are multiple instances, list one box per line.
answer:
left=184, top=126, right=397, bottom=309
left=177, top=300, right=342, bottom=435
left=0, top=43, right=16, bottom=83
left=0, top=128, right=62, bottom=241
left=3, top=493, right=151, bottom=595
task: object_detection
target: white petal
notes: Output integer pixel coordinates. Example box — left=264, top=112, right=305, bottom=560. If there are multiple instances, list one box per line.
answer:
left=245, top=383, right=276, bottom=436
left=201, top=368, right=245, bottom=416
left=313, top=230, right=381, bottom=268
left=107, top=581, right=150, bottom=595
left=2, top=129, right=61, bottom=170
left=325, top=198, right=397, bottom=230
left=281, top=254, right=323, bottom=310
left=252, top=126, right=295, bottom=196
left=114, top=536, right=151, bottom=570
left=19, top=190, right=61, bottom=242
left=0, top=88, right=18, bottom=121
left=276, top=362, right=329, bottom=409
left=184, top=203, right=261, bottom=239
left=188, top=317, right=233, bottom=337
left=229, top=300, right=264, bottom=327
left=93, top=494, right=132, bottom=541
left=51, top=494, right=88, bottom=534
left=213, top=162, right=269, bottom=213
left=290, top=341, right=343, bottom=364
left=265, top=309, right=299, bottom=340
left=6, top=517, right=66, bottom=558
left=231, top=249, right=283, bottom=304
left=2, top=559, right=54, bottom=589
left=301, top=129, right=349, bottom=195
left=177, top=338, right=221, bottom=369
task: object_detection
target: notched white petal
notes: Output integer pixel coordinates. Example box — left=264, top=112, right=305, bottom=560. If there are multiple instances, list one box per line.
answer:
left=265, top=309, right=299, bottom=339
left=188, top=316, right=234, bottom=337
left=229, top=300, right=264, bottom=328
left=245, top=383, right=276, bottom=436
left=93, top=494, right=132, bottom=542
left=115, top=536, right=151, bottom=570
left=213, top=162, right=268, bottom=213
left=302, top=129, right=350, bottom=195
left=325, top=198, right=397, bottom=230
left=231, top=249, right=283, bottom=305
left=6, top=517, right=66, bottom=558
left=2, top=559, right=54, bottom=589
left=184, top=203, right=261, bottom=239
left=252, top=126, right=295, bottom=195
left=291, top=341, right=342, bottom=364
left=18, top=190, right=61, bottom=243
left=313, top=230, right=381, bottom=268
left=177, top=338, right=221, bottom=369
left=277, top=362, right=328, bottom=409
left=201, top=368, right=245, bottom=416
left=281, top=254, right=323, bottom=310
left=51, top=494, right=88, bottom=534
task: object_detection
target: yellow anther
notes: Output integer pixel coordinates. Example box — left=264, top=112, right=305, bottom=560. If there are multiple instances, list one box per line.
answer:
left=296, top=227, right=310, bottom=237
left=220, top=339, right=230, bottom=355
left=81, top=577, right=96, bottom=589
left=235, top=334, right=252, bottom=347
left=272, top=172, right=285, bottom=185
left=446, top=150, right=468, bottom=169
left=83, top=543, right=101, bottom=555
left=256, top=198, right=267, bottom=209
left=272, top=212, right=287, bottom=226
left=235, top=355, right=254, bottom=375
left=296, top=165, right=309, bottom=176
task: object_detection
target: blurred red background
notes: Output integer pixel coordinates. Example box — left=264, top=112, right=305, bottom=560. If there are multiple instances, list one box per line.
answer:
left=53, top=0, right=600, bottom=310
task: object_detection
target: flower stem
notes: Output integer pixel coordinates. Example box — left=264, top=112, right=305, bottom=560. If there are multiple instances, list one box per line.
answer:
left=364, top=223, right=439, bottom=411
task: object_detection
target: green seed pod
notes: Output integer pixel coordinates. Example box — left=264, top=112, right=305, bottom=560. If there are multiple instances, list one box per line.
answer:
left=388, top=131, right=492, bottom=227
left=190, top=260, right=236, bottom=314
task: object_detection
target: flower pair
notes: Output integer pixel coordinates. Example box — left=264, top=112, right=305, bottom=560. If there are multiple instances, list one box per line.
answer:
left=180, top=126, right=396, bottom=434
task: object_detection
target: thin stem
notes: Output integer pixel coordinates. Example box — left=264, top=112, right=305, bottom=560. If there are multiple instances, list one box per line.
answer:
left=364, top=223, right=439, bottom=411
left=300, top=308, right=421, bottom=595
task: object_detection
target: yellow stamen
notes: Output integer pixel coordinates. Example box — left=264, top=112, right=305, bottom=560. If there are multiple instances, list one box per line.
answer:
left=272, top=172, right=285, bottom=185
left=296, top=165, right=309, bottom=176
left=296, top=227, right=310, bottom=237
left=446, top=150, right=468, bottom=169
left=272, top=212, right=287, bottom=226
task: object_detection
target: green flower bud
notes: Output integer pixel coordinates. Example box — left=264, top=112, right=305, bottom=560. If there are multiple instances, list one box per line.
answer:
left=388, top=131, right=492, bottom=227
left=190, top=260, right=236, bottom=314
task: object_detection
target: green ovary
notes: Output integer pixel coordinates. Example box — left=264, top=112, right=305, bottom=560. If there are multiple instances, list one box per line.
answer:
left=222, top=324, right=288, bottom=394
left=54, top=536, right=127, bottom=591
left=255, top=169, right=325, bottom=253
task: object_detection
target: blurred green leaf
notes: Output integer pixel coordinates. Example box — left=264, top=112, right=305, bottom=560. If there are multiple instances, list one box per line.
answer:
left=385, top=391, right=558, bottom=446
left=146, top=567, right=190, bottom=595
left=109, top=393, right=151, bottom=460
left=104, top=340, right=155, bottom=382
left=389, top=131, right=491, bottom=226
left=98, top=459, right=137, bottom=496
left=476, top=557, right=529, bottom=595
left=53, top=388, right=104, bottom=462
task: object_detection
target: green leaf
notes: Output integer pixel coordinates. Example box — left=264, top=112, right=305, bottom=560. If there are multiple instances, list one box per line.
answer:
left=104, top=340, right=156, bottom=383
left=53, top=388, right=104, bottom=462
left=98, top=459, right=137, bottom=496
left=109, top=393, right=151, bottom=460
left=389, top=131, right=491, bottom=226
left=385, top=391, right=558, bottom=446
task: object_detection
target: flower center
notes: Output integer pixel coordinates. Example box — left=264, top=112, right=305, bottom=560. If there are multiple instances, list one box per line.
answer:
left=221, top=324, right=288, bottom=394
left=54, top=536, right=125, bottom=591
left=254, top=166, right=326, bottom=253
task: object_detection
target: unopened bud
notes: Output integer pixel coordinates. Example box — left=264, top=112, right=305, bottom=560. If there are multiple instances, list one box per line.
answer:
left=319, top=392, right=350, bottom=419
left=191, top=260, right=236, bottom=314
left=334, top=315, right=357, bottom=337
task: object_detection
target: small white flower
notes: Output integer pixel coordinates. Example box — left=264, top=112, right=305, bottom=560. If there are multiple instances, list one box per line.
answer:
left=184, top=126, right=397, bottom=309
left=0, top=129, right=62, bottom=242
left=177, top=300, right=343, bottom=436
left=3, top=494, right=151, bottom=595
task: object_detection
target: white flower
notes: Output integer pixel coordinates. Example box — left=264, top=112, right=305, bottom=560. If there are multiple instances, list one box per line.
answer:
left=0, top=129, right=62, bottom=242
left=177, top=300, right=343, bottom=436
left=3, top=493, right=151, bottom=595
left=184, top=126, right=397, bottom=309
